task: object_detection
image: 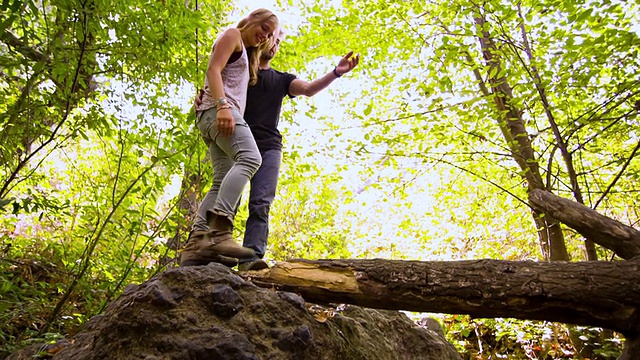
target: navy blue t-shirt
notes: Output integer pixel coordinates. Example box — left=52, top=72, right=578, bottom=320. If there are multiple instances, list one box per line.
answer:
left=244, top=68, right=297, bottom=151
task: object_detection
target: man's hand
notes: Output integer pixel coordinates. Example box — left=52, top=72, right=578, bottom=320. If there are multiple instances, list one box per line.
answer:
left=193, top=89, right=204, bottom=111
left=335, top=51, right=360, bottom=76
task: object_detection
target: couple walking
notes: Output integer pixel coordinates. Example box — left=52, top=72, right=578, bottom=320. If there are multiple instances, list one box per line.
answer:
left=180, top=8, right=360, bottom=270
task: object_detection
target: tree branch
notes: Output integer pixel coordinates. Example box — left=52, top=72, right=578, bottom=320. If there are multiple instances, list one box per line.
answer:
left=529, top=189, right=640, bottom=260
left=0, top=27, right=50, bottom=64
left=593, top=140, right=640, bottom=210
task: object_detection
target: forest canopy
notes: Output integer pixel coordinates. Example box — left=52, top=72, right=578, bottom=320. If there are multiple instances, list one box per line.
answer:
left=1, top=0, right=639, bottom=358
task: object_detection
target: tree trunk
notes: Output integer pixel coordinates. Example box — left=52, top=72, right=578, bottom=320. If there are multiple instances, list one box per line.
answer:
left=529, top=189, right=640, bottom=260
left=619, top=334, right=640, bottom=360
left=515, top=4, right=597, bottom=261
left=472, top=12, right=568, bottom=261
left=162, top=171, right=202, bottom=267
left=248, top=258, right=640, bottom=334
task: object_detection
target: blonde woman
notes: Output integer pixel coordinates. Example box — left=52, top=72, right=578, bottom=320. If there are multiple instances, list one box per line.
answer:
left=181, top=9, right=279, bottom=267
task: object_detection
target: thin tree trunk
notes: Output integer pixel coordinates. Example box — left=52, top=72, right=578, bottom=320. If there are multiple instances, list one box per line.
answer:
left=473, top=12, right=568, bottom=260
left=162, top=170, right=202, bottom=268
left=516, top=3, right=597, bottom=261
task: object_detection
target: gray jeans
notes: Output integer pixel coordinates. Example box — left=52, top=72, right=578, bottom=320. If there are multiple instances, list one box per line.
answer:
left=193, top=107, right=262, bottom=231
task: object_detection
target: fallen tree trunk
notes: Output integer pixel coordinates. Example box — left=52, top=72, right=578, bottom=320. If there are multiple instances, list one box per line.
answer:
left=245, top=191, right=640, bottom=357
left=247, top=258, right=640, bottom=335
left=529, top=189, right=640, bottom=260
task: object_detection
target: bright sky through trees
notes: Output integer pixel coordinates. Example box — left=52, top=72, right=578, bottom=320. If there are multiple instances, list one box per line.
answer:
left=2, top=0, right=639, bottom=356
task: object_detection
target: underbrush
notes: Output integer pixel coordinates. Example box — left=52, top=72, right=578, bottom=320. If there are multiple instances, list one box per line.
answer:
left=442, top=315, right=624, bottom=359
left=0, top=235, right=170, bottom=359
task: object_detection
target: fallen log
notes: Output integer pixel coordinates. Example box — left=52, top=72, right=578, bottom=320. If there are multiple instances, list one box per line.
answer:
left=247, top=258, right=640, bottom=335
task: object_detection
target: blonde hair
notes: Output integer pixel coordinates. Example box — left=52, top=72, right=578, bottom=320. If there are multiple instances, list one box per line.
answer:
left=237, top=8, right=279, bottom=85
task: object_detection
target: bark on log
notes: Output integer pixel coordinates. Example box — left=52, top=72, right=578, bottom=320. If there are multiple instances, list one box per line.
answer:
left=529, top=189, right=640, bottom=260
left=246, top=258, right=640, bottom=336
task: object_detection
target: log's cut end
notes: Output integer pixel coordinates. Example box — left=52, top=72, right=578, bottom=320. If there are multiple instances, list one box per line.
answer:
left=243, top=261, right=362, bottom=294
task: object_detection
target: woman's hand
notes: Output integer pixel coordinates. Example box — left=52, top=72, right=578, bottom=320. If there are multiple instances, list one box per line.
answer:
left=216, top=108, right=235, bottom=137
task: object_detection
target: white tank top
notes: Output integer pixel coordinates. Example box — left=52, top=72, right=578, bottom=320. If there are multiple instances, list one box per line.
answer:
left=198, top=37, right=249, bottom=115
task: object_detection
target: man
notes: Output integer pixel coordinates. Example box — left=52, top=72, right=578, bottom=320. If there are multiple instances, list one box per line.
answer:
left=196, top=28, right=360, bottom=270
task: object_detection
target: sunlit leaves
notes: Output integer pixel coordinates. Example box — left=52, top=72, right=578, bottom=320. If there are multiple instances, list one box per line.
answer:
left=0, top=0, right=231, bottom=349
left=1, top=0, right=638, bottom=355
left=280, top=0, right=640, bottom=262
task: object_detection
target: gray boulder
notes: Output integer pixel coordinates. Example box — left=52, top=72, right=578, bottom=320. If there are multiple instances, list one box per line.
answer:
left=8, top=263, right=462, bottom=360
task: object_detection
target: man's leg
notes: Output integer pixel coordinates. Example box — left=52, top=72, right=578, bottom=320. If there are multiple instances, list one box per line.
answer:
left=241, top=148, right=282, bottom=261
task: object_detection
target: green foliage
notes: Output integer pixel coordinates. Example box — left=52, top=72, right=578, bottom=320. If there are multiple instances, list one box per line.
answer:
left=443, top=315, right=623, bottom=359
left=267, top=155, right=353, bottom=261
left=1, top=0, right=638, bottom=357
left=0, top=0, right=232, bottom=353
left=291, top=0, right=640, bottom=260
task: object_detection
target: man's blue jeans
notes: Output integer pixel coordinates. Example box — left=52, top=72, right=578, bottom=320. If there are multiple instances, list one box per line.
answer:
left=240, top=148, right=281, bottom=262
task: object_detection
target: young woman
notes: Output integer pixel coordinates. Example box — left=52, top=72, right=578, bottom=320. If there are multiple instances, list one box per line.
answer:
left=181, top=9, right=279, bottom=267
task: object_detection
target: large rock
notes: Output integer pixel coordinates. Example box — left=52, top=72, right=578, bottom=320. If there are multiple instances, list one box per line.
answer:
left=8, top=263, right=462, bottom=360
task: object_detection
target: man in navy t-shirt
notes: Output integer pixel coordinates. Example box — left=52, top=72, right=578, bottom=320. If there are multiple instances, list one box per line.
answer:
left=194, top=28, right=360, bottom=270
left=238, top=29, right=359, bottom=271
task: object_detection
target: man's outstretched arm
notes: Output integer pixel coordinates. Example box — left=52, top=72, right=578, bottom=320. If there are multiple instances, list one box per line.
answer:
left=289, top=51, right=360, bottom=97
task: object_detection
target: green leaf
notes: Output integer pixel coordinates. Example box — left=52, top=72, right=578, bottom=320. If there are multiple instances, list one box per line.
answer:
left=0, top=13, right=16, bottom=33
left=363, top=103, right=373, bottom=116
left=0, top=197, right=13, bottom=211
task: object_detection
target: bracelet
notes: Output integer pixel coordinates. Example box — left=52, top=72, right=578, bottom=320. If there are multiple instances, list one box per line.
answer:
left=215, top=97, right=229, bottom=107
left=332, top=67, right=342, bottom=78
left=216, top=106, right=231, bottom=112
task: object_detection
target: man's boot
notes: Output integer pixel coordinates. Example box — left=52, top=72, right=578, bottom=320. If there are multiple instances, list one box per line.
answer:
left=238, top=259, right=269, bottom=271
left=212, top=255, right=239, bottom=268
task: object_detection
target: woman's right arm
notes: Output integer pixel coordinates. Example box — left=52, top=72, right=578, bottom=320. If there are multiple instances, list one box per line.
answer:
left=206, top=28, right=242, bottom=137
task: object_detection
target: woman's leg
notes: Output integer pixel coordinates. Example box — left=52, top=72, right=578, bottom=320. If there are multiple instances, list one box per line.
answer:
left=192, top=144, right=233, bottom=232
left=207, top=109, right=262, bottom=225
left=180, top=108, right=257, bottom=266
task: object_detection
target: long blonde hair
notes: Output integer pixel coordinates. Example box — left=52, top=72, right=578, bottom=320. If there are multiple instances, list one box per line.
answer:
left=237, top=8, right=278, bottom=85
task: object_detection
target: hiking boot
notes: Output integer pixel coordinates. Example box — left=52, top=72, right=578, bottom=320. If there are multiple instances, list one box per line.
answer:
left=206, top=210, right=233, bottom=233
left=238, top=259, right=269, bottom=271
left=205, top=211, right=253, bottom=260
left=179, top=231, right=210, bottom=267
left=206, top=231, right=255, bottom=258
left=179, top=231, right=254, bottom=267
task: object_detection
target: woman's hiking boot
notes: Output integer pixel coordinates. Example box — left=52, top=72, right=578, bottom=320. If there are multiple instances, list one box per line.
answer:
left=206, top=210, right=234, bottom=233
left=179, top=230, right=254, bottom=267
